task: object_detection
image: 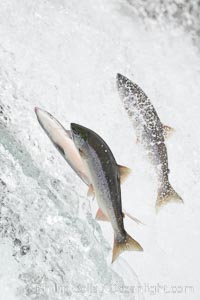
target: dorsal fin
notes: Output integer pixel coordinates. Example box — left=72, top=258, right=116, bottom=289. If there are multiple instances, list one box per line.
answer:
left=117, top=165, right=132, bottom=184
left=163, top=125, right=175, bottom=139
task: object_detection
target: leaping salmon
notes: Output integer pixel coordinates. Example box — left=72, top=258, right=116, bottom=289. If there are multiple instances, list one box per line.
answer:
left=35, top=108, right=141, bottom=223
left=70, top=123, right=143, bottom=262
left=116, top=74, right=183, bottom=212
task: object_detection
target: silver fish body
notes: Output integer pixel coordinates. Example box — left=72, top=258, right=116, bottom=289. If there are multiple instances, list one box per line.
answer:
left=71, top=123, right=143, bottom=262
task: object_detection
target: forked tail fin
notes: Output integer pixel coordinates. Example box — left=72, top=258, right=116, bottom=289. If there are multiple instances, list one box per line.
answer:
left=112, top=232, right=143, bottom=263
left=156, top=182, right=183, bottom=213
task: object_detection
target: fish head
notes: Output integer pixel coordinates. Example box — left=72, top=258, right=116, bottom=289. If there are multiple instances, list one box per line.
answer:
left=35, top=107, right=73, bottom=158
left=116, top=73, right=132, bottom=97
left=35, top=107, right=58, bottom=133
left=116, top=74, right=136, bottom=115
left=70, top=123, right=90, bottom=159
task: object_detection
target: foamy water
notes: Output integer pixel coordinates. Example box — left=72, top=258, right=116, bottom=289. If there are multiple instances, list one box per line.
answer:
left=0, top=1, right=199, bottom=299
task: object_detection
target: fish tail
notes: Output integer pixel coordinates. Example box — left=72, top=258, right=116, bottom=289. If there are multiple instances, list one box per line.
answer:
left=156, top=182, right=183, bottom=213
left=112, top=232, right=143, bottom=263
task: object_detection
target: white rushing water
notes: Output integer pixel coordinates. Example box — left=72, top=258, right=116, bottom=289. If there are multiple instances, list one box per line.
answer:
left=0, top=1, right=200, bottom=299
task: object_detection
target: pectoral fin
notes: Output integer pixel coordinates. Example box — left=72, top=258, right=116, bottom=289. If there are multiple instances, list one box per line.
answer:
left=95, top=208, right=109, bottom=221
left=163, top=125, right=175, bottom=139
left=66, top=129, right=72, bottom=139
left=87, top=184, right=95, bottom=199
left=118, top=165, right=132, bottom=184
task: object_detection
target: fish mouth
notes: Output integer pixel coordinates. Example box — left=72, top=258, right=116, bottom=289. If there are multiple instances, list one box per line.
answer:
left=34, top=106, right=42, bottom=116
left=34, top=107, right=57, bottom=134
left=34, top=107, right=53, bottom=120
left=34, top=107, right=46, bottom=117
left=70, top=123, right=88, bottom=141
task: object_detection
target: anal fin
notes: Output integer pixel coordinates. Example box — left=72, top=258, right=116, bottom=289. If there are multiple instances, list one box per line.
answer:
left=95, top=208, right=109, bottom=221
left=123, top=209, right=144, bottom=225
left=95, top=208, right=143, bottom=225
